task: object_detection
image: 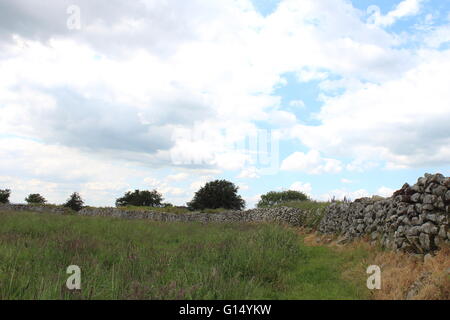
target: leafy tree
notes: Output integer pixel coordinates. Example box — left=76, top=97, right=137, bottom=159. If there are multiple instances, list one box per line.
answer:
left=187, top=180, right=245, bottom=211
left=257, top=190, right=308, bottom=208
left=25, top=193, right=47, bottom=204
left=0, top=189, right=11, bottom=204
left=115, top=189, right=163, bottom=207
left=64, top=192, right=84, bottom=211
left=162, top=203, right=174, bottom=208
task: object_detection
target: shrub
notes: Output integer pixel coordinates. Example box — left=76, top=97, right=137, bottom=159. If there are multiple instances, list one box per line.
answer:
left=187, top=179, right=245, bottom=211
left=115, top=189, right=163, bottom=207
left=257, top=190, right=308, bottom=208
left=25, top=193, right=47, bottom=204
left=0, top=189, right=11, bottom=204
left=64, top=192, right=84, bottom=211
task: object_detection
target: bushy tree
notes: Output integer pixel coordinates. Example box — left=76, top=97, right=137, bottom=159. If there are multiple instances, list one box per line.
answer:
left=187, top=180, right=245, bottom=211
left=257, top=190, right=308, bottom=208
left=115, top=189, right=163, bottom=207
left=25, top=193, right=47, bottom=204
left=162, top=203, right=174, bottom=208
left=0, top=189, right=11, bottom=204
left=64, top=192, right=84, bottom=211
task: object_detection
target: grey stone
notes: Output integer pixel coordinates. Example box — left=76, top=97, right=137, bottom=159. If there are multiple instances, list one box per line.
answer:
left=423, top=194, right=436, bottom=204
left=421, top=222, right=438, bottom=235
left=432, top=185, right=447, bottom=197
left=419, top=233, right=431, bottom=251
left=406, top=226, right=420, bottom=236
left=410, top=193, right=421, bottom=203
left=445, top=190, right=450, bottom=202
left=426, top=214, right=438, bottom=223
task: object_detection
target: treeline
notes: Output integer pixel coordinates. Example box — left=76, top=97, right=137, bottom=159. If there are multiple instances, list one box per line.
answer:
left=0, top=180, right=309, bottom=212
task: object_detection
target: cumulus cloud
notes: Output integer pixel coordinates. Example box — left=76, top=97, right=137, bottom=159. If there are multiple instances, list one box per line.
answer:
left=281, top=150, right=342, bottom=174
left=291, top=49, right=450, bottom=169
left=376, top=186, right=395, bottom=198
left=0, top=0, right=415, bottom=174
left=368, top=0, right=425, bottom=27
left=0, top=138, right=138, bottom=205
left=237, top=167, right=260, bottom=179
left=289, top=181, right=312, bottom=195
left=0, top=0, right=448, bottom=206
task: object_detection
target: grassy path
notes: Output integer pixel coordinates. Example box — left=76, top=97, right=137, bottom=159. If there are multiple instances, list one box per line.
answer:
left=0, top=210, right=370, bottom=300
left=281, top=240, right=370, bottom=299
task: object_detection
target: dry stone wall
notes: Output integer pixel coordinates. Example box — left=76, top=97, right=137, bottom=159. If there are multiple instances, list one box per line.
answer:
left=1, top=173, right=448, bottom=255
left=319, top=173, right=449, bottom=253
left=0, top=204, right=312, bottom=227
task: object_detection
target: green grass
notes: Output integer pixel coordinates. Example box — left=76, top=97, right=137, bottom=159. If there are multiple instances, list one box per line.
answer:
left=0, top=210, right=369, bottom=300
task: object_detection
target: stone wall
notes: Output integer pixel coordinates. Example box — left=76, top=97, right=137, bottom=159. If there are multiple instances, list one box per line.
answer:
left=0, top=203, right=313, bottom=227
left=79, top=206, right=318, bottom=227
left=1, top=173, right=448, bottom=254
left=318, top=173, right=449, bottom=253
left=0, top=204, right=73, bottom=215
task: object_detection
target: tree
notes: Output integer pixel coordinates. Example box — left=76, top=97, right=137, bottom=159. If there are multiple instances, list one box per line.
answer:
left=64, top=192, right=84, bottom=211
left=257, top=190, right=308, bottom=208
left=25, top=193, right=47, bottom=204
left=0, top=189, right=11, bottom=204
left=187, top=180, right=245, bottom=211
left=115, top=189, right=163, bottom=207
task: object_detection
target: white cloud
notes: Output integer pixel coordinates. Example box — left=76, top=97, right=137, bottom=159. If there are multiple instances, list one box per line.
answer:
left=245, top=193, right=262, bottom=209
left=0, top=0, right=448, bottom=207
left=189, top=175, right=213, bottom=191
left=238, top=183, right=249, bottom=191
left=237, top=167, right=260, bottom=179
left=289, top=181, right=312, bottom=195
left=143, top=178, right=161, bottom=187
left=368, top=0, right=425, bottom=27
left=289, top=100, right=305, bottom=108
left=291, top=49, right=450, bottom=169
left=296, top=69, right=329, bottom=82
left=0, top=138, right=141, bottom=205
left=376, top=186, right=395, bottom=198
left=340, top=178, right=352, bottom=184
left=167, top=173, right=190, bottom=181
left=424, top=25, right=450, bottom=48
left=317, top=188, right=369, bottom=202
left=281, top=150, right=342, bottom=174
left=269, top=110, right=297, bottom=127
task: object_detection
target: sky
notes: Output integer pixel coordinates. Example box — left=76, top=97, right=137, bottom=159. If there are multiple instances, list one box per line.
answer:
left=0, top=0, right=449, bottom=208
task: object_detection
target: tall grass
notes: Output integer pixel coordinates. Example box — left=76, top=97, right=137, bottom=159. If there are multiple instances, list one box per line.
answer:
left=0, top=210, right=370, bottom=300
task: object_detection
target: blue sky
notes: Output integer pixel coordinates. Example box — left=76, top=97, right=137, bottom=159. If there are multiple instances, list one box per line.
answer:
left=0, top=0, right=449, bottom=207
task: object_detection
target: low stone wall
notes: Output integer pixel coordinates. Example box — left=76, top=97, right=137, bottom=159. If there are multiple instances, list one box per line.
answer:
left=0, top=203, right=312, bottom=227
left=0, top=204, right=72, bottom=215
left=319, top=173, right=449, bottom=253
left=82, top=206, right=314, bottom=227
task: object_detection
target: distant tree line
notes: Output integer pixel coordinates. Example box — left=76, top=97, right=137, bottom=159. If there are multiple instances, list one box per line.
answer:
left=1, top=179, right=310, bottom=213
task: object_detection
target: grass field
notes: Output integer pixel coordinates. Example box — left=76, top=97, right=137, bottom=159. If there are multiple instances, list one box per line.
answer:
left=0, top=210, right=372, bottom=300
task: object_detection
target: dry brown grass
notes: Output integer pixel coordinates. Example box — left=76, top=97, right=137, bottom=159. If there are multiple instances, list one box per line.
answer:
left=371, top=246, right=450, bottom=300
left=297, top=229, right=450, bottom=300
